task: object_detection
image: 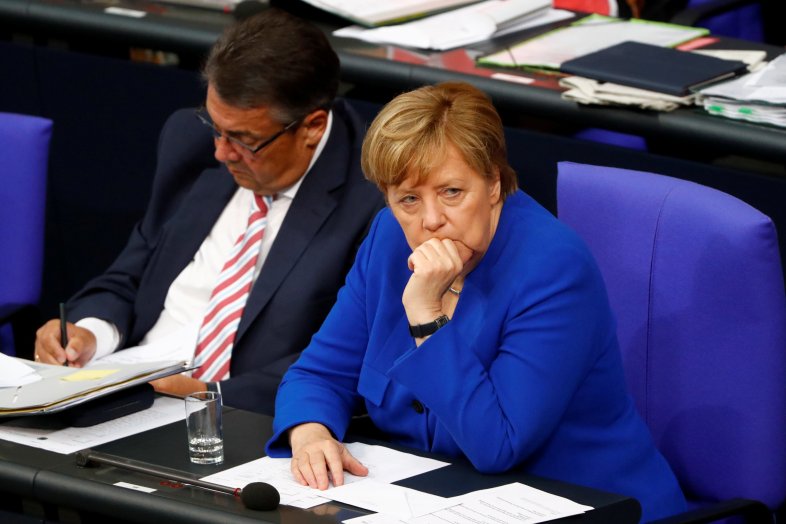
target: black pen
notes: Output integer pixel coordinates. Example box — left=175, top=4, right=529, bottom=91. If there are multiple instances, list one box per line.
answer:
left=59, top=302, right=69, bottom=366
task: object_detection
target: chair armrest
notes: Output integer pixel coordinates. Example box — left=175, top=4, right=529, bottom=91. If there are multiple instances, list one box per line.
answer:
left=647, top=497, right=772, bottom=524
left=670, top=0, right=759, bottom=26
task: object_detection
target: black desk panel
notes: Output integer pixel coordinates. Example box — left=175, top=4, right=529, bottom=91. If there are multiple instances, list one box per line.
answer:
left=1, top=408, right=640, bottom=523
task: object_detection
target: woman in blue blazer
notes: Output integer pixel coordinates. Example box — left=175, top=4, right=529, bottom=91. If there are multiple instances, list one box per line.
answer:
left=267, top=82, right=685, bottom=522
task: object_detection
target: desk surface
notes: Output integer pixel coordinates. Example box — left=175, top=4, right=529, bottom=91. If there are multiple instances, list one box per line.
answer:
left=0, top=407, right=641, bottom=524
left=2, top=0, right=784, bottom=166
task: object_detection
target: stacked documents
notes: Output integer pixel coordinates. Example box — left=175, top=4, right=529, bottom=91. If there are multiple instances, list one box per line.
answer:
left=0, top=357, right=188, bottom=416
left=478, top=14, right=708, bottom=70
left=333, top=0, right=573, bottom=51
left=559, top=49, right=767, bottom=112
left=699, top=53, right=786, bottom=128
left=298, top=0, right=479, bottom=26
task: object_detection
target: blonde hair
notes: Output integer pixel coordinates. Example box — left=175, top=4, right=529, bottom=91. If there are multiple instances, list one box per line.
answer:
left=361, top=82, right=517, bottom=198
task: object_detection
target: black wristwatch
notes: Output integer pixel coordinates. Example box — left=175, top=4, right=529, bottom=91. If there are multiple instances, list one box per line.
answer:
left=408, top=315, right=449, bottom=338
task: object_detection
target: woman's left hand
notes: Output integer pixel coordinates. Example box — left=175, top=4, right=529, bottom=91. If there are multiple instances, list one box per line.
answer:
left=402, top=238, right=464, bottom=325
left=289, top=422, right=368, bottom=490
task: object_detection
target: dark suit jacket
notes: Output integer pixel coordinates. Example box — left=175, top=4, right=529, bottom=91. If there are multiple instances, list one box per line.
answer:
left=67, top=100, right=385, bottom=415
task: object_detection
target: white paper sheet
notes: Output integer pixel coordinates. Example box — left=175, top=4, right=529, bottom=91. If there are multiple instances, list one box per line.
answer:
left=343, top=482, right=593, bottom=524
left=0, top=396, right=185, bottom=454
left=329, top=479, right=454, bottom=518
left=479, top=15, right=707, bottom=69
left=90, top=322, right=199, bottom=367
left=0, top=353, right=42, bottom=388
left=334, top=3, right=572, bottom=51
left=201, top=442, right=450, bottom=509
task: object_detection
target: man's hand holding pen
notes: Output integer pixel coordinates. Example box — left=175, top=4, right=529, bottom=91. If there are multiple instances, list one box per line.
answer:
left=34, top=319, right=97, bottom=367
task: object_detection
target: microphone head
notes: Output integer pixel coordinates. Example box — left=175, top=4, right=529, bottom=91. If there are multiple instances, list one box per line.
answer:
left=233, top=0, right=268, bottom=20
left=240, top=482, right=280, bottom=511
left=75, top=450, right=94, bottom=468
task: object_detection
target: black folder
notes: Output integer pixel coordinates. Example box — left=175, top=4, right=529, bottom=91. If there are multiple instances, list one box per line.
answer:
left=560, top=41, right=748, bottom=96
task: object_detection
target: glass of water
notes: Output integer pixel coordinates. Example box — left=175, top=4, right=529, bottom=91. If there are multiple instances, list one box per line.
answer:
left=185, top=391, right=224, bottom=465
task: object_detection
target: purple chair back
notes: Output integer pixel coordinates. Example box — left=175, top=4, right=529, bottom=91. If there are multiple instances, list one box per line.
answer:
left=557, top=162, right=786, bottom=510
left=0, top=112, right=52, bottom=353
left=688, top=0, right=764, bottom=42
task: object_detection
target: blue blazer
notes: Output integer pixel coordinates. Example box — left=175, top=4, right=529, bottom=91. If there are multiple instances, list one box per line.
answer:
left=268, top=190, right=685, bottom=522
left=66, top=100, right=385, bottom=415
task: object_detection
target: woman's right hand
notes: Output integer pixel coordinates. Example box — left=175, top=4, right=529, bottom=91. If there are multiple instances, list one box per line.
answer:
left=402, top=238, right=465, bottom=325
left=288, top=422, right=368, bottom=490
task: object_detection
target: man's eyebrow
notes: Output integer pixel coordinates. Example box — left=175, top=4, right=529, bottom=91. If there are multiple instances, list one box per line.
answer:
left=224, top=128, right=260, bottom=139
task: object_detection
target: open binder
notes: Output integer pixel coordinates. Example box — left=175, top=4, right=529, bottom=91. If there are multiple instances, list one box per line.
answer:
left=0, top=358, right=189, bottom=417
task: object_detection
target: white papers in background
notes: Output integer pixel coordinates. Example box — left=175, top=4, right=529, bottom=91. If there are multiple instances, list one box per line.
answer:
left=700, top=53, right=786, bottom=104
left=701, top=98, right=786, bottom=126
left=0, top=396, right=185, bottom=454
left=748, top=53, right=786, bottom=86
left=479, top=15, right=707, bottom=69
left=559, top=49, right=768, bottom=112
left=201, top=442, right=450, bottom=509
left=0, top=353, right=41, bottom=387
left=692, top=49, right=768, bottom=71
left=342, top=482, right=593, bottom=524
left=559, top=76, right=696, bottom=111
left=699, top=53, right=786, bottom=127
left=301, top=0, right=478, bottom=27
left=333, top=1, right=572, bottom=51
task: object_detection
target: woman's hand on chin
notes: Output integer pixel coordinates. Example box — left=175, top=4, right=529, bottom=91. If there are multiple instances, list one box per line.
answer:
left=288, top=422, right=368, bottom=490
left=403, top=238, right=464, bottom=324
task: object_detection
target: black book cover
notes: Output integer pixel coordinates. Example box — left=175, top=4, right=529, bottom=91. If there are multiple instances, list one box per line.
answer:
left=560, top=41, right=748, bottom=96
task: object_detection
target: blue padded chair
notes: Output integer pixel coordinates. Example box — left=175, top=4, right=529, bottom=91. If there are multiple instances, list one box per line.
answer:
left=673, top=0, right=764, bottom=42
left=0, top=112, right=52, bottom=356
left=557, top=161, right=786, bottom=523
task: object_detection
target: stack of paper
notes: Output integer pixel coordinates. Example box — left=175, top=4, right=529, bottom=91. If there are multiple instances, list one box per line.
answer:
left=333, top=0, right=573, bottom=51
left=0, top=358, right=188, bottom=416
left=699, top=53, right=786, bottom=128
left=478, top=14, right=708, bottom=70
left=203, top=442, right=593, bottom=522
left=298, top=0, right=480, bottom=27
left=559, top=49, right=766, bottom=112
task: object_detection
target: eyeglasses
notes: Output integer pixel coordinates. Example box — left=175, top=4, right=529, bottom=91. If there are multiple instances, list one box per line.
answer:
left=195, top=109, right=300, bottom=156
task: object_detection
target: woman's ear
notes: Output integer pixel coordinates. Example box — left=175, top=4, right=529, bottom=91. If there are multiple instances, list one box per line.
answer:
left=489, top=166, right=502, bottom=204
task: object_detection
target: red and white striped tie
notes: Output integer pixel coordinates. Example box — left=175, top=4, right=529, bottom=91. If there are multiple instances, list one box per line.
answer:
left=192, top=194, right=271, bottom=382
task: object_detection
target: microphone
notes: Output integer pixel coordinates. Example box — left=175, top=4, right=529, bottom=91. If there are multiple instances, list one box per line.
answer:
left=76, top=449, right=279, bottom=511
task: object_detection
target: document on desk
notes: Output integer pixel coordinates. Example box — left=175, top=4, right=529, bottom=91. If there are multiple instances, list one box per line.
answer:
left=0, top=353, right=42, bottom=387
left=201, top=442, right=450, bottom=509
left=0, top=396, right=185, bottom=454
left=333, top=1, right=573, bottom=51
left=90, top=322, right=199, bottom=366
left=478, top=14, right=708, bottom=69
left=343, top=482, right=593, bottom=524
left=0, top=358, right=188, bottom=416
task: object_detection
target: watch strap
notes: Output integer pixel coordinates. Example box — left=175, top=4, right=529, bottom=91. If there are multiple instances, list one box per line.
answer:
left=408, top=315, right=449, bottom=338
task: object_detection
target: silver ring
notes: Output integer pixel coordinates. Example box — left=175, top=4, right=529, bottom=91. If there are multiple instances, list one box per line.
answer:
left=448, top=286, right=462, bottom=296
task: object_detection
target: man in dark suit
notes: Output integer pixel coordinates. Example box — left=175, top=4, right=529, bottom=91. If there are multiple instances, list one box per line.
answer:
left=33, top=9, right=384, bottom=415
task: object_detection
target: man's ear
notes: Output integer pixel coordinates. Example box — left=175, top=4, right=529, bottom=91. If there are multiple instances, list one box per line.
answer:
left=301, top=109, right=328, bottom=147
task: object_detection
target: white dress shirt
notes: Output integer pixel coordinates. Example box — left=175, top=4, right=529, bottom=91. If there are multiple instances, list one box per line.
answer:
left=79, top=112, right=334, bottom=360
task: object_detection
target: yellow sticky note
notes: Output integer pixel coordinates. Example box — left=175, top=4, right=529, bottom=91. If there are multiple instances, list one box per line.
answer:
left=61, top=369, right=119, bottom=382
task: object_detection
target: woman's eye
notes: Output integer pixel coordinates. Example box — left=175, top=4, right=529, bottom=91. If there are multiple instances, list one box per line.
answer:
left=444, top=188, right=462, bottom=197
left=400, top=195, right=418, bottom=204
